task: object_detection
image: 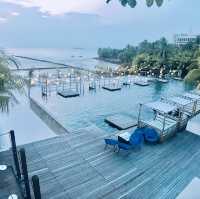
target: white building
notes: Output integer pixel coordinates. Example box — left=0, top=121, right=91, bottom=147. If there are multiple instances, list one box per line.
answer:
left=174, top=34, right=198, bottom=46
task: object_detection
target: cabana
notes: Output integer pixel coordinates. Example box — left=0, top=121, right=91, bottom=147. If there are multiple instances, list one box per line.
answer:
left=137, top=101, right=178, bottom=142
left=180, top=93, right=200, bottom=114
left=102, top=77, right=121, bottom=91
left=162, top=95, right=198, bottom=117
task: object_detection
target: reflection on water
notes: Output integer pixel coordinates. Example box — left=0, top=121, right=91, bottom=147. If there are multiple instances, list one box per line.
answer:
left=32, top=80, right=195, bottom=133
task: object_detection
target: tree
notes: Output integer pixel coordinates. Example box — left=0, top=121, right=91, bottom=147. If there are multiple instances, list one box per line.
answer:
left=106, top=0, right=164, bottom=8
left=184, top=69, right=200, bottom=84
left=0, top=51, right=24, bottom=112
left=133, top=53, right=150, bottom=68
left=118, top=45, right=137, bottom=64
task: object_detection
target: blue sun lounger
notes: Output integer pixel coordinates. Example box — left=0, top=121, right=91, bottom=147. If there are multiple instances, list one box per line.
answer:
left=144, top=128, right=159, bottom=143
left=104, top=138, right=118, bottom=151
left=118, top=130, right=144, bottom=152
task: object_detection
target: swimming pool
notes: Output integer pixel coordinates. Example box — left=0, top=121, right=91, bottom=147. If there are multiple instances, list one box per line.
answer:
left=31, top=79, right=194, bottom=133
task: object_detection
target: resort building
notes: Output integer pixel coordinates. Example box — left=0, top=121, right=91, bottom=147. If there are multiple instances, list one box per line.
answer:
left=174, top=34, right=199, bottom=46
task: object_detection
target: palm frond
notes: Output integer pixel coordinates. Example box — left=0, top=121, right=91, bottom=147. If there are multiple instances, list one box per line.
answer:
left=106, top=0, right=164, bottom=7
left=146, top=0, right=154, bottom=7
left=0, top=51, right=25, bottom=112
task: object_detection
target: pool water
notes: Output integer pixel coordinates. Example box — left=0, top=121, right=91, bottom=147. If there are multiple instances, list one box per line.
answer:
left=31, top=80, right=194, bottom=133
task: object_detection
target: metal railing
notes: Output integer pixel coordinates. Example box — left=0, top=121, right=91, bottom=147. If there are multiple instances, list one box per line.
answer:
left=0, top=130, right=42, bottom=199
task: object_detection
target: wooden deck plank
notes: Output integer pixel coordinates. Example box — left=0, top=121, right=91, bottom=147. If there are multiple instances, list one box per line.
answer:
left=1, top=126, right=200, bottom=199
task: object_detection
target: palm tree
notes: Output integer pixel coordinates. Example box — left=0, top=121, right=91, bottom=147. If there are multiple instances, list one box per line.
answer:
left=106, top=0, right=164, bottom=8
left=0, top=51, right=24, bottom=112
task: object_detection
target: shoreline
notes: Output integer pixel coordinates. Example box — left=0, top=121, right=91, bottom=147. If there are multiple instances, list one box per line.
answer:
left=93, top=57, right=121, bottom=64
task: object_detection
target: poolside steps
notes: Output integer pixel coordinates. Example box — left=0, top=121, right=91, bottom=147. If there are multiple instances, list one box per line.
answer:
left=105, top=114, right=137, bottom=130
left=1, top=126, right=200, bottom=198
left=102, top=86, right=121, bottom=91
left=57, top=89, right=80, bottom=98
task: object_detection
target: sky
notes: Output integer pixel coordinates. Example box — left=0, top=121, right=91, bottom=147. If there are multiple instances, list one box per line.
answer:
left=0, top=0, right=200, bottom=49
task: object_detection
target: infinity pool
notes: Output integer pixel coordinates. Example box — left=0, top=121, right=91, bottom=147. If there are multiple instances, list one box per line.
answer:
left=31, top=79, right=193, bottom=133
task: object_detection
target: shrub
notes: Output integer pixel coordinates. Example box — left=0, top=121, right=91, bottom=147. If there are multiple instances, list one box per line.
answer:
left=184, top=69, right=200, bottom=84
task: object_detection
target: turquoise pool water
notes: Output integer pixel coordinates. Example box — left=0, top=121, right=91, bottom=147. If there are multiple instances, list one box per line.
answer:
left=32, top=79, right=194, bottom=133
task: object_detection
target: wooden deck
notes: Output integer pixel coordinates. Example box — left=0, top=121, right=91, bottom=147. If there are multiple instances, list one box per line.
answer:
left=1, top=125, right=200, bottom=199
left=0, top=150, right=23, bottom=199
left=105, top=114, right=137, bottom=130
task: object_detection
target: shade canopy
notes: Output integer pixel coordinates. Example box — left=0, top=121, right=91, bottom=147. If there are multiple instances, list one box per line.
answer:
left=145, top=101, right=177, bottom=113
left=182, top=93, right=200, bottom=100
left=169, top=96, right=193, bottom=106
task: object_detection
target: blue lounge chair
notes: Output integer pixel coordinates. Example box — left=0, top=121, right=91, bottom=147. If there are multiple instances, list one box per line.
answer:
left=117, top=142, right=132, bottom=152
left=118, top=131, right=144, bottom=152
left=129, top=131, right=144, bottom=149
left=134, top=128, right=146, bottom=136
left=104, top=139, right=118, bottom=151
left=144, top=128, right=159, bottom=143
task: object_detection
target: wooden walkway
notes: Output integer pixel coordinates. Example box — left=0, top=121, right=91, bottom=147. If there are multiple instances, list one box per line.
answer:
left=1, top=125, right=200, bottom=199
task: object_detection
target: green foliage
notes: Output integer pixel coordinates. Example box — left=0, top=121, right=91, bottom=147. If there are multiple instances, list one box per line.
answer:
left=98, top=45, right=137, bottom=64
left=98, top=37, right=200, bottom=81
left=146, top=0, right=154, bottom=7
left=155, top=0, right=164, bottom=7
left=184, top=69, right=200, bottom=84
left=0, top=51, right=24, bottom=112
left=106, top=0, right=164, bottom=7
left=127, top=0, right=137, bottom=8
left=98, top=48, right=121, bottom=59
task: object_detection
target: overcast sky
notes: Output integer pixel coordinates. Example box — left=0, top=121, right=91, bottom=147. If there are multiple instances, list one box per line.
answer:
left=0, top=0, right=199, bottom=48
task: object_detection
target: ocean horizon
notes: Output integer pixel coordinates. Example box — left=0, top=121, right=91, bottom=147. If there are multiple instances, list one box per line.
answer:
left=4, top=47, right=119, bottom=70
